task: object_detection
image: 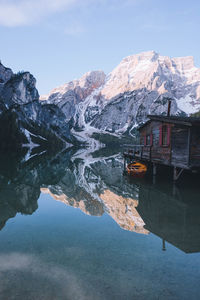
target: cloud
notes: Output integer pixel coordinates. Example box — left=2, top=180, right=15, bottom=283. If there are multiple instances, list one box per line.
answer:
left=0, top=0, right=79, bottom=27
left=0, top=0, right=145, bottom=27
left=0, top=252, right=101, bottom=300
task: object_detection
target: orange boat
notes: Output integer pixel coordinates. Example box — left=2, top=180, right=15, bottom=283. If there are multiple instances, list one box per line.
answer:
left=126, top=161, right=147, bottom=178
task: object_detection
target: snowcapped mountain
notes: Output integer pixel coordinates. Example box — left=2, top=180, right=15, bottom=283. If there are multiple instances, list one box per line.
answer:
left=1, top=51, right=200, bottom=152
left=41, top=51, right=200, bottom=138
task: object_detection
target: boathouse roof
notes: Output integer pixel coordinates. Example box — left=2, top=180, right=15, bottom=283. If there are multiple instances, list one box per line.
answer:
left=139, top=115, right=200, bottom=129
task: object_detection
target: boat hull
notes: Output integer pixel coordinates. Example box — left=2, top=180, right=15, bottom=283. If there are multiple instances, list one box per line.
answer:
left=126, top=162, right=147, bottom=178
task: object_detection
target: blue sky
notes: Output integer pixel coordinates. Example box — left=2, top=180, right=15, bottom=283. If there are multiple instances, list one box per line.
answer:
left=0, top=0, right=199, bottom=95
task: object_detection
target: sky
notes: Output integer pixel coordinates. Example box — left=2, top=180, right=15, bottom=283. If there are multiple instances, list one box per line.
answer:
left=0, top=0, right=199, bottom=95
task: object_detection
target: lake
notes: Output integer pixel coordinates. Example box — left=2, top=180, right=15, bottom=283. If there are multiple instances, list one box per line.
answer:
left=0, top=148, right=200, bottom=300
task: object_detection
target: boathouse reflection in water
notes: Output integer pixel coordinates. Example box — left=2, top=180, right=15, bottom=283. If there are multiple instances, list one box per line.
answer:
left=137, top=182, right=200, bottom=253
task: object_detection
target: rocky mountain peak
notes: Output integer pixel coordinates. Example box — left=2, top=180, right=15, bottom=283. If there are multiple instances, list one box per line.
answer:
left=122, top=50, right=158, bottom=63
left=101, top=52, right=200, bottom=100
left=101, top=51, right=161, bottom=99
left=40, top=70, right=106, bottom=102
left=0, top=61, right=13, bottom=87
left=172, top=56, right=195, bottom=71
left=1, top=71, right=39, bottom=108
left=77, top=70, right=106, bottom=89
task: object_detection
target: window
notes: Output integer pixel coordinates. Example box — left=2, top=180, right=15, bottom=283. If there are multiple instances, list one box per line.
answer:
left=162, top=125, right=168, bottom=146
left=144, top=133, right=153, bottom=146
left=159, top=124, right=171, bottom=146
left=146, top=135, right=150, bottom=145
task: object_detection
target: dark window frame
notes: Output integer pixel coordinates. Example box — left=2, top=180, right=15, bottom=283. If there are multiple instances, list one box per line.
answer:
left=159, top=124, right=171, bottom=147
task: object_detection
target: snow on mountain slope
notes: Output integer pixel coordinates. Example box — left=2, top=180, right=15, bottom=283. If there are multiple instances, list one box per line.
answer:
left=40, top=71, right=106, bottom=123
left=41, top=51, right=200, bottom=139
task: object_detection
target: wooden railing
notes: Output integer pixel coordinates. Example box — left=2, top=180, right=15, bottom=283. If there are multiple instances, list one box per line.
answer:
left=123, top=144, right=152, bottom=160
left=123, top=144, right=172, bottom=165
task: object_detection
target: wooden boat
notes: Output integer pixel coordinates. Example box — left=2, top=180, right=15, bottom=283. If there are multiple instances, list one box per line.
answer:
left=126, top=161, right=147, bottom=178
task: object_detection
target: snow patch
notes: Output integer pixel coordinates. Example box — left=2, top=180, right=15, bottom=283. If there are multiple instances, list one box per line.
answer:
left=23, top=129, right=40, bottom=148
left=176, top=95, right=200, bottom=114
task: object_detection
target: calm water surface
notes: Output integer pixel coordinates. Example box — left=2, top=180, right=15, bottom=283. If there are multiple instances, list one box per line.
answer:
left=0, top=149, right=200, bottom=300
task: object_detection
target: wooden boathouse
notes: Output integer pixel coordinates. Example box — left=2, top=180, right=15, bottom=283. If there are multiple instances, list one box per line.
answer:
left=124, top=114, right=200, bottom=180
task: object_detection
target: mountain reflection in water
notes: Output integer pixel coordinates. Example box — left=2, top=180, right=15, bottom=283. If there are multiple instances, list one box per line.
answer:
left=0, top=149, right=200, bottom=253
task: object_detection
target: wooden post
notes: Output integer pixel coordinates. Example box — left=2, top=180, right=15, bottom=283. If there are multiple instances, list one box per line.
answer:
left=153, top=163, right=157, bottom=184
left=162, top=239, right=166, bottom=251
left=187, top=128, right=191, bottom=168
left=173, top=167, right=177, bottom=181
left=167, top=100, right=171, bottom=116
left=140, top=146, right=143, bottom=159
left=173, top=182, right=176, bottom=196
left=150, top=145, right=152, bottom=162
left=153, top=163, right=157, bottom=176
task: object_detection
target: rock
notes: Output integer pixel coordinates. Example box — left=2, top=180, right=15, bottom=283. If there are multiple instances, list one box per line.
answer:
left=0, top=62, right=75, bottom=152
left=0, top=62, right=13, bottom=85
left=1, top=72, right=39, bottom=108
left=41, top=70, right=106, bottom=123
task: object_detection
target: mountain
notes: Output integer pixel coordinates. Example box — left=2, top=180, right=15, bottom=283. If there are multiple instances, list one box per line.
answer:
left=41, top=51, right=200, bottom=140
left=1, top=51, right=200, bottom=152
left=0, top=62, right=75, bottom=154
